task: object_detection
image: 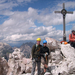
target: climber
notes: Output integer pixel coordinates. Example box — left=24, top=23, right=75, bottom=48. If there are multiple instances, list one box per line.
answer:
left=69, top=30, right=75, bottom=48
left=31, top=38, right=42, bottom=75
left=40, top=40, right=50, bottom=74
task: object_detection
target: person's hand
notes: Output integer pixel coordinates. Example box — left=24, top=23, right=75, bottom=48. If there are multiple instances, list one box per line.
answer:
left=45, top=52, right=48, bottom=55
left=44, top=53, right=48, bottom=57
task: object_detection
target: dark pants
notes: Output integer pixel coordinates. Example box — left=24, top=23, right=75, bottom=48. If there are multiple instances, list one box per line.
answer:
left=70, top=42, right=75, bottom=48
left=31, top=60, right=41, bottom=75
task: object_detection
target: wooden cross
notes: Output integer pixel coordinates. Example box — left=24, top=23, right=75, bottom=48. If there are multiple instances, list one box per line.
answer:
left=55, top=3, right=73, bottom=41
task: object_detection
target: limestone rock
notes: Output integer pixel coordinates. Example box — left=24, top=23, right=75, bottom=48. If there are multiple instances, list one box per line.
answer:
left=48, top=44, right=75, bottom=75
left=7, top=38, right=75, bottom=75
left=7, top=48, right=32, bottom=75
left=46, top=37, right=61, bottom=50
left=44, top=72, right=51, bottom=75
left=61, top=44, right=75, bottom=74
left=0, top=57, right=9, bottom=75
left=50, top=49, right=63, bottom=64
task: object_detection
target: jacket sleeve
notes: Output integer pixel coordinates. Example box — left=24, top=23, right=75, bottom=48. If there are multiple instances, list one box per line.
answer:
left=47, top=48, right=50, bottom=55
left=69, top=34, right=74, bottom=42
left=31, top=45, right=35, bottom=59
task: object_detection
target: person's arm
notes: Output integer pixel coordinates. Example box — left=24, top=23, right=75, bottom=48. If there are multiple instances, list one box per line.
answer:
left=47, top=47, right=50, bottom=55
left=31, top=45, right=35, bottom=59
left=69, top=34, right=74, bottom=42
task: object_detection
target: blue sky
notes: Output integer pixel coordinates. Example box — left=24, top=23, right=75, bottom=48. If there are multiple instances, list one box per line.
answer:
left=0, top=0, right=75, bottom=47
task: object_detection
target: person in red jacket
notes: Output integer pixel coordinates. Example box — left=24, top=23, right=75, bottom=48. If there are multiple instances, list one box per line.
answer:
left=69, top=30, right=75, bottom=48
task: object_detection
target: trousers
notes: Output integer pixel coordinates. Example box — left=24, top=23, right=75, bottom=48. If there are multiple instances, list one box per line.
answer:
left=70, top=42, right=75, bottom=48
left=31, top=60, right=41, bottom=75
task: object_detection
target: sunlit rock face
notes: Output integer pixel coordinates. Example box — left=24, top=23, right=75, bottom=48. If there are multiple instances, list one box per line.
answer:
left=7, top=38, right=75, bottom=75
left=45, top=38, right=75, bottom=75
left=7, top=48, right=32, bottom=75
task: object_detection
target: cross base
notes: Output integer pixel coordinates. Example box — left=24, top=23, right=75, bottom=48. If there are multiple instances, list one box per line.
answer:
left=63, top=36, right=66, bottom=41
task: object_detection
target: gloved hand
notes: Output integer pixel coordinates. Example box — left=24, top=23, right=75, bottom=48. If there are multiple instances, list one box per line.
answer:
left=44, top=52, right=48, bottom=57
left=45, top=52, right=48, bottom=55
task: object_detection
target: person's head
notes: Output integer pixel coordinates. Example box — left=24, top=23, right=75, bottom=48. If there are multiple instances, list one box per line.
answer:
left=43, top=40, right=47, bottom=46
left=36, top=38, right=41, bottom=45
left=72, top=30, right=75, bottom=35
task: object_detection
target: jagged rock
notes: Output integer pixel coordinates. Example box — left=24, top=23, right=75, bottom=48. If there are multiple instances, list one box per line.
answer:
left=7, top=48, right=32, bottom=75
left=58, top=71, right=69, bottom=75
left=7, top=48, right=25, bottom=75
left=61, top=44, right=75, bottom=75
left=26, top=67, right=32, bottom=73
left=0, top=57, right=9, bottom=75
left=50, top=49, right=63, bottom=64
left=46, top=37, right=61, bottom=50
left=7, top=38, right=75, bottom=75
left=44, top=72, right=51, bottom=75
left=48, top=44, right=75, bottom=75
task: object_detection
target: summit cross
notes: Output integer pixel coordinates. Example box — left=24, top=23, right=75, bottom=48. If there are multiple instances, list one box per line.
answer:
left=55, top=3, right=73, bottom=41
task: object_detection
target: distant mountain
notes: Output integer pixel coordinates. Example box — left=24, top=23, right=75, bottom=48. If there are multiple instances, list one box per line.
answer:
left=23, top=42, right=35, bottom=48
left=0, top=42, right=35, bottom=59
left=20, top=42, right=35, bottom=58
left=0, top=42, right=13, bottom=60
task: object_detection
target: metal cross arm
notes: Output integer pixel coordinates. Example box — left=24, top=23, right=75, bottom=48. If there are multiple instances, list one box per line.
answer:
left=67, top=11, right=73, bottom=14
left=54, top=10, right=73, bottom=14
left=55, top=3, right=73, bottom=15
left=55, top=11, right=61, bottom=13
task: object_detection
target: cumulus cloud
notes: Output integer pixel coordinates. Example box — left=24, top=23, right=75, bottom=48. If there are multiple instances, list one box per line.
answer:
left=17, top=0, right=31, bottom=3
left=0, top=6, right=73, bottom=42
left=66, top=11, right=75, bottom=23
left=0, top=1, right=74, bottom=45
left=64, top=1, right=75, bottom=9
left=3, top=26, right=63, bottom=42
left=57, top=1, right=75, bottom=9
left=0, top=0, right=33, bottom=11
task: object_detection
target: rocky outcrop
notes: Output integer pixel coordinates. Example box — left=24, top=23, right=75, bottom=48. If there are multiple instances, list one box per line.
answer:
left=7, top=38, right=75, bottom=75
left=45, top=38, right=75, bottom=75
left=0, top=57, right=9, bottom=75
left=46, top=37, right=61, bottom=50
left=7, top=48, right=32, bottom=75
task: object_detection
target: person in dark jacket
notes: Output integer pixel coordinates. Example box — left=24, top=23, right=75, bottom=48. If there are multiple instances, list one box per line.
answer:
left=40, top=40, right=50, bottom=73
left=31, top=38, right=42, bottom=75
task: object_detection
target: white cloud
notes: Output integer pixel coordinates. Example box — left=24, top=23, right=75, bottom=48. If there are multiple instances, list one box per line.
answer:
left=0, top=0, right=33, bottom=11
left=0, top=1, right=18, bottom=10
left=66, top=11, right=75, bottom=23
left=3, top=26, right=63, bottom=42
left=0, top=6, right=73, bottom=43
left=65, top=1, right=75, bottom=9
left=17, top=0, right=31, bottom=3
left=57, top=1, right=75, bottom=9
